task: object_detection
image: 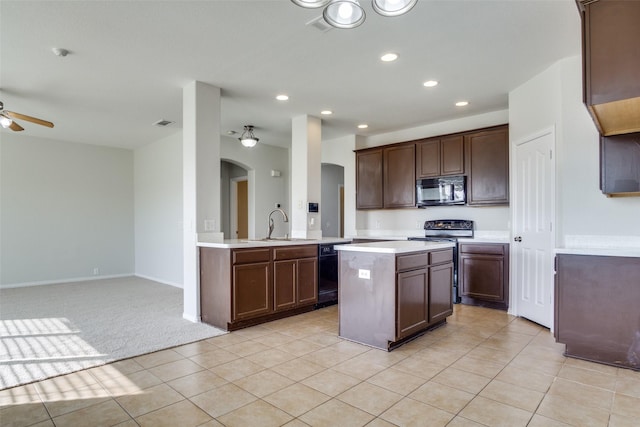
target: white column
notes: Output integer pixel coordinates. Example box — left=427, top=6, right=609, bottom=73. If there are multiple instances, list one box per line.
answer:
left=183, top=81, right=221, bottom=322
left=291, top=115, right=322, bottom=239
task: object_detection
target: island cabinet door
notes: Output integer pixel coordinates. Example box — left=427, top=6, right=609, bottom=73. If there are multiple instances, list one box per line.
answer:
left=396, top=268, right=429, bottom=339
left=273, top=260, right=297, bottom=311
left=428, top=262, right=454, bottom=324
left=232, top=262, right=272, bottom=320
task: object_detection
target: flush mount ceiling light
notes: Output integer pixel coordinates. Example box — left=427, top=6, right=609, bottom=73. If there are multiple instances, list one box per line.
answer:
left=324, top=0, right=366, bottom=29
left=455, top=101, right=469, bottom=107
left=321, top=110, right=333, bottom=115
left=291, top=0, right=332, bottom=8
left=423, top=80, right=438, bottom=87
left=292, top=0, right=416, bottom=29
left=276, top=94, right=289, bottom=101
left=358, top=124, right=368, bottom=129
left=239, top=125, right=259, bottom=147
left=372, top=0, right=417, bottom=17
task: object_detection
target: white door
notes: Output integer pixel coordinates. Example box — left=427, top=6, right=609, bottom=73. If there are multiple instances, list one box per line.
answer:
left=512, top=128, right=555, bottom=328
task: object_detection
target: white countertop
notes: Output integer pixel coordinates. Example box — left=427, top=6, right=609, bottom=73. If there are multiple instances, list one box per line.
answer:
left=555, top=235, right=640, bottom=258
left=335, top=240, right=455, bottom=254
left=555, top=248, right=640, bottom=258
left=198, top=237, right=350, bottom=249
left=349, top=230, right=511, bottom=244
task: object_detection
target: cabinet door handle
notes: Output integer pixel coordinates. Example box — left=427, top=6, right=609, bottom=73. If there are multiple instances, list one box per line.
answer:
left=514, top=236, right=522, bottom=242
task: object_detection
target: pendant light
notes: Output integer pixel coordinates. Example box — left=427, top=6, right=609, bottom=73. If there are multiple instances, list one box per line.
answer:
left=371, top=0, right=417, bottom=16
left=323, top=0, right=366, bottom=29
left=239, top=125, right=259, bottom=147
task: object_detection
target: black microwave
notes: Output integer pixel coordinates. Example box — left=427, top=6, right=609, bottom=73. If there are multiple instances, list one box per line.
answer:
left=416, top=176, right=466, bottom=207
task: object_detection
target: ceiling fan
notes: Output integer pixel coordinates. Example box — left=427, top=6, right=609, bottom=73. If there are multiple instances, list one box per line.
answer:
left=0, top=101, right=54, bottom=132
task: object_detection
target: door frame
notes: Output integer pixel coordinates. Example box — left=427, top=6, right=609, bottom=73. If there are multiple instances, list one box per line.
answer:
left=509, top=126, right=556, bottom=328
left=230, top=176, right=248, bottom=240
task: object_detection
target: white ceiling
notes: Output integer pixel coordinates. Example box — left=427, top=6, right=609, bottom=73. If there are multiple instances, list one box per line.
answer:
left=0, top=0, right=581, bottom=150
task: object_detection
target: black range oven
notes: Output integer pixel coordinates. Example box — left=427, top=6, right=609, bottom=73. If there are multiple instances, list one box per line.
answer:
left=408, top=219, right=474, bottom=304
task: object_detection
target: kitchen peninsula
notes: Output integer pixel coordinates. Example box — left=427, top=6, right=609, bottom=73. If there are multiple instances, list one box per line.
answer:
left=335, top=240, right=455, bottom=351
left=198, top=238, right=349, bottom=331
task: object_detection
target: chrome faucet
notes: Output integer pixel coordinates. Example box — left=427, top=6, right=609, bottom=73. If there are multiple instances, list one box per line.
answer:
left=267, top=208, right=289, bottom=239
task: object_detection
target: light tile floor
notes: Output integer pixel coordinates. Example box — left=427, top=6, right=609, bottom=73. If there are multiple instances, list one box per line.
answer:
left=2, top=304, right=640, bottom=427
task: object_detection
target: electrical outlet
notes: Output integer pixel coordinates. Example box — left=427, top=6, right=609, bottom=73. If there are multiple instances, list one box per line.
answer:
left=375, top=220, right=381, bottom=229
left=358, top=269, right=370, bottom=279
left=204, top=219, right=215, bottom=231
left=92, top=267, right=99, bottom=276
left=297, top=200, right=303, bottom=209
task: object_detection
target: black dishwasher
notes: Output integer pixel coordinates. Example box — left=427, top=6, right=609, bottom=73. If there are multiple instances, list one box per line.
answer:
left=316, top=243, right=343, bottom=308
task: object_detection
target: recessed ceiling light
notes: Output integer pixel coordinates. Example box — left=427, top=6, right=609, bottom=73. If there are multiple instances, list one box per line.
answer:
left=380, top=53, right=398, bottom=62
left=423, top=80, right=438, bottom=88
left=227, top=130, right=237, bottom=135
left=358, top=124, right=368, bottom=129
left=276, top=94, right=289, bottom=101
left=321, top=110, right=333, bottom=115
left=455, top=101, right=469, bottom=107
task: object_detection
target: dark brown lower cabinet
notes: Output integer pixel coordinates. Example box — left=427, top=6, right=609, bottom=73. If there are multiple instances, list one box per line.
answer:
left=233, top=262, right=272, bottom=320
left=200, top=244, right=318, bottom=331
left=396, top=249, right=454, bottom=341
left=429, top=262, right=454, bottom=323
left=397, top=268, right=429, bottom=339
left=273, top=257, right=318, bottom=310
left=555, top=254, right=640, bottom=370
left=459, top=243, right=509, bottom=310
left=273, top=260, right=296, bottom=311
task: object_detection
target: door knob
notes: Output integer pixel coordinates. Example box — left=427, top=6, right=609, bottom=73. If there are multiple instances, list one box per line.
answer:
left=514, top=236, right=522, bottom=242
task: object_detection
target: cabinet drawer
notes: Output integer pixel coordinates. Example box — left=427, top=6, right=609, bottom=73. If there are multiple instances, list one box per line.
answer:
left=233, top=248, right=271, bottom=265
left=273, top=245, right=317, bottom=261
left=459, top=244, right=505, bottom=255
left=396, top=252, right=428, bottom=272
left=430, top=249, right=453, bottom=265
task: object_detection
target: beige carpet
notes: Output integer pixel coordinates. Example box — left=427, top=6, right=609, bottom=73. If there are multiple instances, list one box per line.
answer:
left=0, top=276, right=226, bottom=390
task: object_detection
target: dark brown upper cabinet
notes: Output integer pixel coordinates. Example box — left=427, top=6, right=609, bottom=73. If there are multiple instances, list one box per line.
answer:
left=578, top=0, right=640, bottom=136
left=416, top=135, right=464, bottom=178
left=383, top=144, right=416, bottom=208
left=600, top=131, right=640, bottom=196
left=356, top=148, right=384, bottom=209
left=465, top=126, right=509, bottom=206
left=356, top=144, right=415, bottom=209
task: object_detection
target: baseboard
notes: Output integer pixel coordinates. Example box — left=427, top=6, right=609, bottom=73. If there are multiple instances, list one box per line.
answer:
left=134, top=274, right=183, bottom=289
left=183, top=312, right=201, bottom=323
left=0, top=273, right=134, bottom=289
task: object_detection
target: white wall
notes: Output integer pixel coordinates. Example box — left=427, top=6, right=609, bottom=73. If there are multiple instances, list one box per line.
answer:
left=509, top=56, right=640, bottom=242
left=321, top=163, right=344, bottom=237
left=1, top=133, right=134, bottom=287
left=356, top=111, right=511, bottom=235
left=220, top=161, right=248, bottom=238
left=221, top=135, right=290, bottom=239
left=321, top=134, right=358, bottom=237
left=132, top=133, right=290, bottom=287
left=134, top=132, right=183, bottom=287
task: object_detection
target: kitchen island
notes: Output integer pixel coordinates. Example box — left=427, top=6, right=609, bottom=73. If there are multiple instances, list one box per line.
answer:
left=335, top=240, right=455, bottom=351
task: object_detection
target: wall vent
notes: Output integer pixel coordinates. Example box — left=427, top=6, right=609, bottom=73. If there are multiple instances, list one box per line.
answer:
left=306, top=15, right=333, bottom=33
left=153, top=119, right=174, bottom=127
